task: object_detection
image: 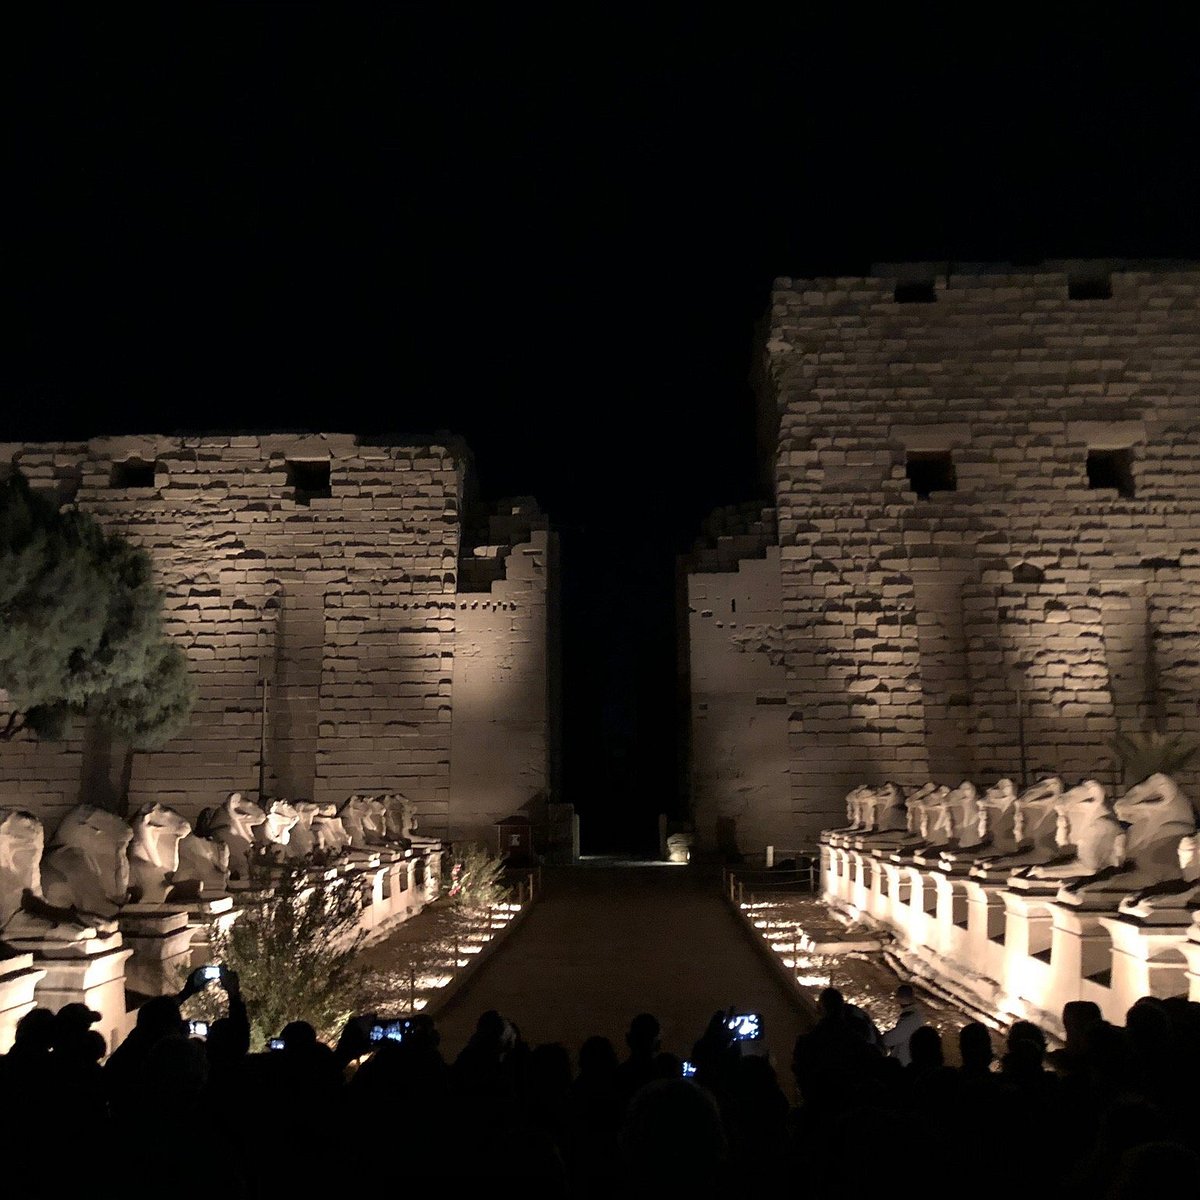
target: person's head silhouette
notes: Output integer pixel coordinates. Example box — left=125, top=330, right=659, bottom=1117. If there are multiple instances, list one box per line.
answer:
left=626, top=1013, right=660, bottom=1058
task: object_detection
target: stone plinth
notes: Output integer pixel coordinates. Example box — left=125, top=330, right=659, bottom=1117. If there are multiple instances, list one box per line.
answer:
left=928, top=870, right=972, bottom=963
left=1047, top=904, right=1117, bottom=1016
left=26, top=934, right=133, bottom=1054
left=1099, top=916, right=1194, bottom=1016
left=997, top=890, right=1059, bottom=1026
left=178, top=895, right=239, bottom=969
left=1184, top=924, right=1200, bottom=1002
left=118, top=904, right=195, bottom=997
left=0, top=952, right=46, bottom=1053
left=962, top=879, right=1008, bottom=985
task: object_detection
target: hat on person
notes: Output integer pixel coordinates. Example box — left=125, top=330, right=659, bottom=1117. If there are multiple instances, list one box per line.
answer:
left=54, top=1002, right=102, bottom=1032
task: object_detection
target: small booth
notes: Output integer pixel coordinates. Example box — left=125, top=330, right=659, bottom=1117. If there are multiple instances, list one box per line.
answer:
left=496, top=814, right=534, bottom=865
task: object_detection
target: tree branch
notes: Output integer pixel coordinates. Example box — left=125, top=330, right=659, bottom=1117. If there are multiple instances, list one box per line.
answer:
left=0, top=711, right=27, bottom=741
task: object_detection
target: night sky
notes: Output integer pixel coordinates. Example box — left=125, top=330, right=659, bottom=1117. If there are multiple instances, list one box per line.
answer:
left=9, top=11, right=1199, bottom=850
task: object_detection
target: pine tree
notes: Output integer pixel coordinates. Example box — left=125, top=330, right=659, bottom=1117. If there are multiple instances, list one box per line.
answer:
left=0, top=471, right=195, bottom=746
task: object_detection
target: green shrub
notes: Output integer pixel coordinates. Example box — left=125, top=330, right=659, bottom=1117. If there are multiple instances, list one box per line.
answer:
left=198, top=861, right=366, bottom=1049
left=446, top=842, right=508, bottom=919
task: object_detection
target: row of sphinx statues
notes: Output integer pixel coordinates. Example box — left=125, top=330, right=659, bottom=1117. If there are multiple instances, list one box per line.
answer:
left=0, top=791, right=430, bottom=948
left=824, top=772, right=1200, bottom=917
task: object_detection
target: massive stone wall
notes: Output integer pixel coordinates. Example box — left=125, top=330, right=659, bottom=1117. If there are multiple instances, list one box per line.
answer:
left=685, top=506, right=790, bottom=855
left=451, top=502, right=559, bottom=845
left=0, top=434, right=555, bottom=842
left=687, top=261, right=1200, bottom=852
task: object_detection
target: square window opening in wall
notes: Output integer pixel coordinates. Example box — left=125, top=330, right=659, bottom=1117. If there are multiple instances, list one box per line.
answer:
left=906, top=450, right=956, bottom=499
left=286, top=459, right=331, bottom=505
left=110, top=459, right=157, bottom=489
left=1087, top=448, right=1135, bottom=498
left=894, top=281, right=937, bottom=304
left=1068, top=273, right=1112, bottom=300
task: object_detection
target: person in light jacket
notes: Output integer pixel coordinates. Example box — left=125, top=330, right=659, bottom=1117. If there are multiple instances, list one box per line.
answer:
left=882, top=984, right=925, bottom=1065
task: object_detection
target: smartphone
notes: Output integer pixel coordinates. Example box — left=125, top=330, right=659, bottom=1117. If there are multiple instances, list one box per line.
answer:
left=726, top=1012, right=762, bottom=1042
left=199, top=964, right=222, bottom=983
left=681, top=1060, right=697, bottom=1078
left=368, top=1018, right=411, bottom=1044
left=187, top=1019, right=209, bottom=1039
left=268, top=1037, right=285, bottom=1051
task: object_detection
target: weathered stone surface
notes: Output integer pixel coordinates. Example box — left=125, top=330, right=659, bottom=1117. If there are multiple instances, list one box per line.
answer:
left=686, top=262, right=1200, bottom=852
left=0, top=435, right=556, bottom=845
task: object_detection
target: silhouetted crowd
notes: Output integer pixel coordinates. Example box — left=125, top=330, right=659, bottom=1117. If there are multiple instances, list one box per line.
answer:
left=1, top=973, right=1198, bottom=1200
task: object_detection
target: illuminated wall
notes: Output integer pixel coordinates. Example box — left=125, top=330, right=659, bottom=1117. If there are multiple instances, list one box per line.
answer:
left=0, top=434, right=556, bottom=840
left=686, top=514, right=790, bottom=855
left=688, top=261, right=1200, bottom=850
left=451, top=508, right=559, bottom=845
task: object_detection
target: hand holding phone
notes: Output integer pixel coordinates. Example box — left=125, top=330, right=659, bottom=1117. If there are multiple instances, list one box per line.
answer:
left=187, top=1019, right=209, bottom=1039
left=368, top=1018, right=411, bottom=1044
left=726, top=1012, right=762, bottom=1042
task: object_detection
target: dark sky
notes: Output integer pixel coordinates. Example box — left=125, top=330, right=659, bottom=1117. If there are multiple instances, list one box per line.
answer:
left=9, top=10, right=1200, bottom=849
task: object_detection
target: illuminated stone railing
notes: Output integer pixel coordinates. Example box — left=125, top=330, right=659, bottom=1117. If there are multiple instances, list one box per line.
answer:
left=819, top=781, right=1200, bottom=1036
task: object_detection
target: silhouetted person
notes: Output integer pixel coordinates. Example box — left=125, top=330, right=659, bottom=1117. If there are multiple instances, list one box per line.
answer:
left=104, top=993, right=187, bottom=1121
left=567, top=1036, right=621, bottom=1199
left=615, top=1012, right=661, bottom=1109
left=792, top=987, right=882, bottom=1109
left=958, top=1022, right=994, bottom=1076
left=689, top=1009, right=740, bottom=1100
left=619, top=1078, right=729, bottom=1199
left=454, top=1008, right=521, bottom=1101
left=723, top=1054, right=789, bottom=1192
left=908, top=1024, right=944, bottom=1073
left=50, top=1003, right=108, bottom=1125
left=882, top=983, right=925, bottom=1064
left=0, top=1008, right=58, bottom=1137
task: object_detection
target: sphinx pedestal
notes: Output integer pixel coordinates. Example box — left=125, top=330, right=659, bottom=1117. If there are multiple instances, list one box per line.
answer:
left=25, top=934, right=133, bottom=1054
left=178, top=895, right=239, bottom=970
left=118, top=905, right=198, bottom=997
left=1185, top=925, right=1200, bottom=1003
left=0, top=952, right=47, bottom=1053
left=1100, top=916, right=1195, bottom=1015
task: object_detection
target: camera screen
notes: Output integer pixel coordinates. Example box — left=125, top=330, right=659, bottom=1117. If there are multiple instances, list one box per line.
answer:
left=201, top=964, right=221, bottom=982
left=369, top=1020, right=409, bottom=1044
left=727, top=1013, right=761, bottom=1041
left=268, top=1038, right=285, bottom=1051
left=188, top=1020, right=208, bottom=1039
left=681, top=1060, right=697, bottom=1077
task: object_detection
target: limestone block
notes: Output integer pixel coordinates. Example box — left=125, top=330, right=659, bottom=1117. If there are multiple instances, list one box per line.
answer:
left=30, top=934, right=133, bottom=1055
left=0, top=953, right=46, bottom=1053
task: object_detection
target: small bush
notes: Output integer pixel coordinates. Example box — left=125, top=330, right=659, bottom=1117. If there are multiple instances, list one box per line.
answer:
left=198, top=861, right=367, bottom=1048
left=446, top=842, right=508, bottom=919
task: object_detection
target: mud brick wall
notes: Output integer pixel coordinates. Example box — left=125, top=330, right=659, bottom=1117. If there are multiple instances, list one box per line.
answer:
left=0, top=433, right=466, bottom=834
left=756, top=262, right=1200, bottom=845
left=451, top=525, right=558, bottom=846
